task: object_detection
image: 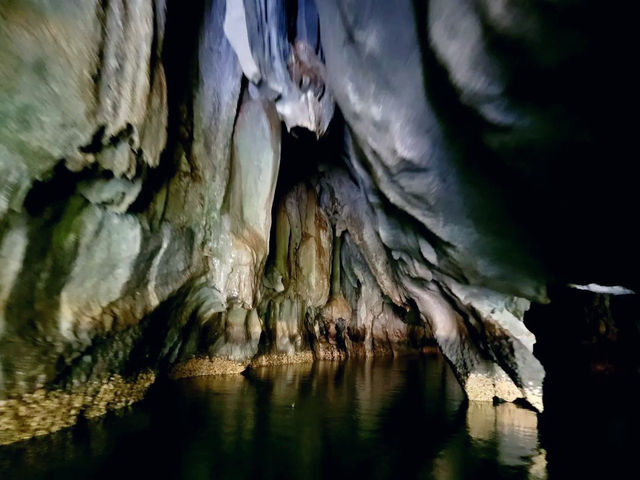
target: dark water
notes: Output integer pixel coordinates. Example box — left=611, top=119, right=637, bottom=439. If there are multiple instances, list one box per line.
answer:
left=0, top=357, right=547, bottom=479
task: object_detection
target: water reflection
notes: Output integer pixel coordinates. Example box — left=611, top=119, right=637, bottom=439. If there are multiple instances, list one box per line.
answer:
left=466, top=403, right=546, bottom=479
left=0, top=357, right=547, bottom=479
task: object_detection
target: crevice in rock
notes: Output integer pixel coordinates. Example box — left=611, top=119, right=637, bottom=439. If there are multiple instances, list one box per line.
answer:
left=128, top=0, right=205, bottom=218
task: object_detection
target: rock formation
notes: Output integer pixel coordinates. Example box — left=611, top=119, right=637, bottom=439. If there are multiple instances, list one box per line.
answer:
left=1, top=0, right=636, bottom=444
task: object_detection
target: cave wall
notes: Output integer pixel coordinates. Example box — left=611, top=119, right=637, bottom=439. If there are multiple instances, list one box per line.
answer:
left=1, top=0, right=636, bottom=444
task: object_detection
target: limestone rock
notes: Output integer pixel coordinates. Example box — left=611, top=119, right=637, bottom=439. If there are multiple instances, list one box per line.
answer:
left=2, top=0, right=635, bottom=443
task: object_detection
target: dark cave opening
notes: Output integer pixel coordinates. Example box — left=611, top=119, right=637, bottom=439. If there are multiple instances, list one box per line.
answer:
left=275, top=112, right=347, bottom=201
left=525, top=288, right=640, bottom=475
left=266, top=111, right=347, bottom=262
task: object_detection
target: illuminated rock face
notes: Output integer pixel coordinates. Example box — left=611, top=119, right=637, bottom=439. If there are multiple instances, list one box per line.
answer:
left=1, top=0, right=636, bottom=441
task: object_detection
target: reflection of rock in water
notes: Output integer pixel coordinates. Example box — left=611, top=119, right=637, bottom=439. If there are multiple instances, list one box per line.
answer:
left=179, top=373, right=257, bottom=444
left=246, top=361, right=314, bottom=403
left=466, top=402, right=547, bottom=479
left=352, top=359, right=405, bottom=423
left=1, top=357, right=547, bottom=478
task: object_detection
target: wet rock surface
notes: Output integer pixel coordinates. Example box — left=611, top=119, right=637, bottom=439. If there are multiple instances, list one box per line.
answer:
left=0, top=371, right=155, bottom=446
left=1, top=0, right=637, bottom=443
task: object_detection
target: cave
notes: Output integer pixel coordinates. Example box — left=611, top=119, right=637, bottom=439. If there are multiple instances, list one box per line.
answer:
left=0, top=1, right=638, bottom=478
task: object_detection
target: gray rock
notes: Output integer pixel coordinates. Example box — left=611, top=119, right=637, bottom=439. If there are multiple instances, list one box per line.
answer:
left=3, top=0, right=634, bottom=439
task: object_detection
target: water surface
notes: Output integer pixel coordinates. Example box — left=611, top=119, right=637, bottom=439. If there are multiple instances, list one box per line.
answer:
left=0, top=356, right=546, bottom=479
